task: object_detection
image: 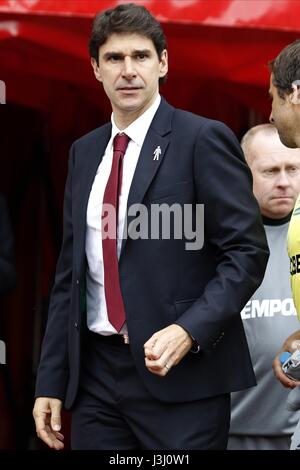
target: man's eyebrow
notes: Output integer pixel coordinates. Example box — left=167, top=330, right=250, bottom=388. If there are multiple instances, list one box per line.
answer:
left=132, top=49, right=151, bottom=55
left=103, top=49, right=152, bottom=59
left=103, top=51, right=124, bottom=59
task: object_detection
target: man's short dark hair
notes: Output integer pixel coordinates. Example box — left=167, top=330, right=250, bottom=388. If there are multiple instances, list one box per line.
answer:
left=269, top=39, right=300, bottom=98
left=89, top=3, right=167, bottom=83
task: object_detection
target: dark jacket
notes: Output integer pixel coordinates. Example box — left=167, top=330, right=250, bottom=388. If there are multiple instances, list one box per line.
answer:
left=36, top=98, right=269, bottom=408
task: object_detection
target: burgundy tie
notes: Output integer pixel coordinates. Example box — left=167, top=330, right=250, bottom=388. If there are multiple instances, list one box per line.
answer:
left=102, top=133, right=130, bottom=332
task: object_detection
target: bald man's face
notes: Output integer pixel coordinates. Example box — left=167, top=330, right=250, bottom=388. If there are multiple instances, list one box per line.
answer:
left=246, top=132, right=300, bottom=218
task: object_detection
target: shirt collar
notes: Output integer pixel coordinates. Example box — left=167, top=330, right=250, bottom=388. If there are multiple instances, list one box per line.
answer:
left=262, top=212, right=292, bottom=226
left=111, top=94, right=161, bottom=147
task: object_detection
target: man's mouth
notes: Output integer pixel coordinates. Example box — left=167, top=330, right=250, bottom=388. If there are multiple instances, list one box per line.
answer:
left=117, top=86, right=142, bottom=91
left=272, top=196, right=292, bottom=200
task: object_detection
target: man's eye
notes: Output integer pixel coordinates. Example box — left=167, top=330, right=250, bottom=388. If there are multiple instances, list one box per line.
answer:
left=136, top=54, right=147, bottom=60
left=110, top=55, right=122, bottom=62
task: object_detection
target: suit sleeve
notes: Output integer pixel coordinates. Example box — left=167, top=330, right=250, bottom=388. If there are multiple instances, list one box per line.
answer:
left=0, top=195, right=16, bottom=295
left=175, top=120, right=269, bottom=349
left=35, top=145, right=75, bottom=399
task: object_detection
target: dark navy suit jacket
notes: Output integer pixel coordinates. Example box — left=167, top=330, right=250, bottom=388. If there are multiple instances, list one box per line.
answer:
left=36, top=98, right=269, bottom=409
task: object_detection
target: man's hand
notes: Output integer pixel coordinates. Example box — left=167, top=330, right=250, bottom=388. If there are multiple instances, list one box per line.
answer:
left=272, top=329, right=300, bottom=389
left=144, top=324, right=193, bottom=376
left=33, top=397, right=64, bottom=450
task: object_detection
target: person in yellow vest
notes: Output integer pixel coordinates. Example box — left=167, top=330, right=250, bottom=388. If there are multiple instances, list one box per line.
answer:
left=269, top=40, right=300, bottom=388
left=288, top=194, right=300, bottom=322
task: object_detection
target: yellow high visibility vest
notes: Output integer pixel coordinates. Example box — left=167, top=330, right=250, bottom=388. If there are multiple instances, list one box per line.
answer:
left=288, top=193, right=300, bottom=321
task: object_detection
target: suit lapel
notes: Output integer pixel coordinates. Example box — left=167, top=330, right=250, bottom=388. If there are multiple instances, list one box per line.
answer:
left=120, top=98, right=174, bottom=255
left=75, top=124, right=111, bottom=274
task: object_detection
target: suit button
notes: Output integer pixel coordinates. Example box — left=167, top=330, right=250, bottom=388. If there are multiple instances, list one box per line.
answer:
left=76, top=279, right=79, bottom=285
left=74, top=322, right=79, bottom=329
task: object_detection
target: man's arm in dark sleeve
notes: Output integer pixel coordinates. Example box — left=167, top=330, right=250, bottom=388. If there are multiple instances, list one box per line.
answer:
left=176, top=120, right=269, bottom=349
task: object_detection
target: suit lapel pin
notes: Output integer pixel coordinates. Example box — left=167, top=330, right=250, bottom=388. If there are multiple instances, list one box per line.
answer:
left=153, top=146, right=161, bottom=161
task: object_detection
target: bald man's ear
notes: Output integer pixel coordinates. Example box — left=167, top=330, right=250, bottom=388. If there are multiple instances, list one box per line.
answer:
left=290, top=81, right=300, bottom=105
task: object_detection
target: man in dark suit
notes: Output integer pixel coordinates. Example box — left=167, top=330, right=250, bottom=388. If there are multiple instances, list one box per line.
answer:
left=33, top=3, right=269, bottom=450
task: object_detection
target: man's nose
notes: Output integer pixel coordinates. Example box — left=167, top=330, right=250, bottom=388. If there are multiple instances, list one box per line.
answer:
left=122, top=57, right=137, bottom=79
left=269, top=111, right=274, bottom=124
left=277, top=171, right=290, bottom=187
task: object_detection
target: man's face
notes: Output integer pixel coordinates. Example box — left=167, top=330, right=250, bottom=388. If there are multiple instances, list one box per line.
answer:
left=269, top=75, right=299, bottom=148
left=91, top=33, right=168, bottom=126
left=248, top=132, right=300, bottom=219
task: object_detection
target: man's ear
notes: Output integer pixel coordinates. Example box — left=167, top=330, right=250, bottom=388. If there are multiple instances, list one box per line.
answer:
left=159, top=49, right=168, bottom=79
left=91, top=57, right=102, bottom=82
left=290, top=81, right=300, bottom=105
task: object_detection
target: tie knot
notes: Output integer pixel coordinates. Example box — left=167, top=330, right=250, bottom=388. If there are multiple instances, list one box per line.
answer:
left=113, top=133, right=130, bottom=155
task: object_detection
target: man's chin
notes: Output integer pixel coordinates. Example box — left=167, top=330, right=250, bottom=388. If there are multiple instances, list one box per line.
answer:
left=271, top=205, right=294, bottom=219
left=118, top=99, right=146, bottom=114
left=278, top=132, right=298, bottom=149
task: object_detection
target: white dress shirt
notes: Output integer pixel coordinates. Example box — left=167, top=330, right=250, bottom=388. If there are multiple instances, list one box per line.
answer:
left=86, top=94, right=161, bottom=335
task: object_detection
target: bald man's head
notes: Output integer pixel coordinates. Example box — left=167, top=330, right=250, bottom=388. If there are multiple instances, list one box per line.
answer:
left=241, top=124, right=279, bottom=165
left=241, top=124, right=300, bottom=218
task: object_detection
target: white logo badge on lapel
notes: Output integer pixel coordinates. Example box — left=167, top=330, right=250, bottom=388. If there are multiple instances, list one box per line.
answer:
left=153, top=146, right=161, bottom=161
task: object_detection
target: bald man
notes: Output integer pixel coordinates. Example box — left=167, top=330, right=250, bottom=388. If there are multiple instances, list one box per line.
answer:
left=228, top=124, right=300, bottom=450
